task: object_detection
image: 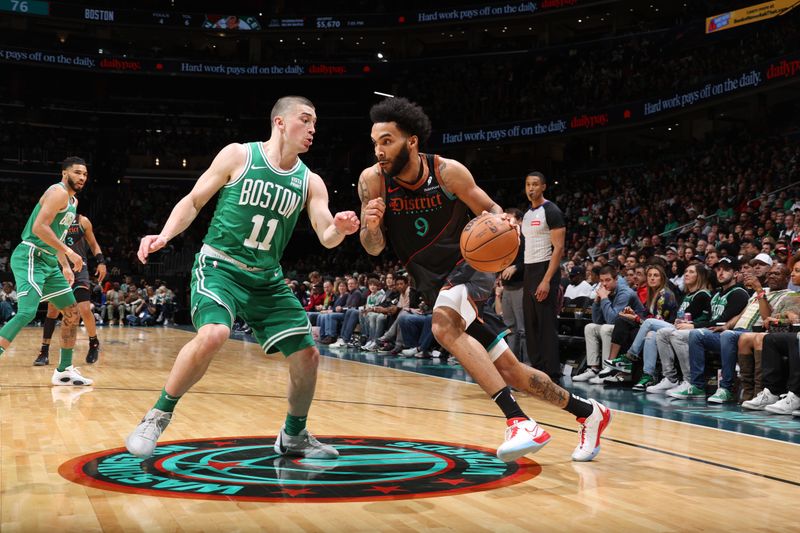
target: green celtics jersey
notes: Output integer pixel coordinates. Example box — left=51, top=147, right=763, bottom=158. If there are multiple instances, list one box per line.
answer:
left=203, top=142, right=309, bottom=270
left=20, top=182, right=77, bottom=255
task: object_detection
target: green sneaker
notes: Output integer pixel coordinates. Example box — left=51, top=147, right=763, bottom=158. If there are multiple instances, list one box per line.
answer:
left=603, top=354, right=633, bottom=372
left=707, top=387, right=735, bottom=404
left=632, top=373, right=655, bottom=391
left=667, top=384, right=706, bottom=400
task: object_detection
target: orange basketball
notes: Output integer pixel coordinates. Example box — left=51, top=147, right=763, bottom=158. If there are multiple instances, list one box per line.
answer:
left=460, top=213, right=520, bottom=273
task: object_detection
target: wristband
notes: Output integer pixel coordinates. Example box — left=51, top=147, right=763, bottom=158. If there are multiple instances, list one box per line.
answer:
left=757, top=290, right=766, bottom=300
left=95, top=253, right=106, bottom=265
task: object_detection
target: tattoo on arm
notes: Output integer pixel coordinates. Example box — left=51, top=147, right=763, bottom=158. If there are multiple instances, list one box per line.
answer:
left=361, top=226, right=385, bottom=255
left=527, top=371, right=569, bottom=407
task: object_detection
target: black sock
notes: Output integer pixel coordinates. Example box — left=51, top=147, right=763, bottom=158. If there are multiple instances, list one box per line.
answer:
left=89, top=336, right=99, bottom=348
left=491, top=386, right=527, bottom=420
left=564, top=393, right=594, bottom=419
left=40, top=343, right=50, bottom=354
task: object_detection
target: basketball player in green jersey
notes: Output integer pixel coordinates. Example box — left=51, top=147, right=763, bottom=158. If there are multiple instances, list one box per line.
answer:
left=126, top=96, right=360, bottom=459
left=0, top=157, right=94, bottom=386
left=34, top=213, right=107, bottom=366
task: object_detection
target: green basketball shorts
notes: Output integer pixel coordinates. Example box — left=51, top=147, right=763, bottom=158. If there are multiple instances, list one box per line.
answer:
left=189, top=252, right=314, bottom=356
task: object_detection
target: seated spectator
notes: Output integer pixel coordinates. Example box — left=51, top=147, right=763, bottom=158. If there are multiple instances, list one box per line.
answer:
left=155, top=284, right=176, bottom=325
left=103, top=282, right=124, bottom=325
left=637, top=264, right=714, bottom=393
left=603, top=264, right=675, bottom=386
left=750, top=253, right=773, bottom=286
left=669, top=259, right=686, bottom=294
left=736, top=264, right=800, bottom=405
left=306, top=280, right=334, bottom=327
left=123, top=284, right=143, bottom=325
left=317, top=280, right=350, bottom=344
left=701, top=262, right=791, bottom=403
left=127, top=285, right=161, bottom=326
left=362, top=274, right=400, bottom=351
left=742, top=331, right=800, bottom=415
left=668, top=257, right=750, bottom=400
left=397, top=297, right=438, bottom=358
left=0, top=281, right=17, bottom=324
left=573, top=265, right=643, bottom=384
left=563, top=265, right=593, bottom=302
left=358, top=276, right=386, bottom=351
left=329, top=277, right=366, bottom=348
left=376, top=275, right=420, bottom=354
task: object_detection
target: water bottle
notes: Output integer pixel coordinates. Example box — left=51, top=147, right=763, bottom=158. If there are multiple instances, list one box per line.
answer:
left=684, top=312, right=692, bottom=323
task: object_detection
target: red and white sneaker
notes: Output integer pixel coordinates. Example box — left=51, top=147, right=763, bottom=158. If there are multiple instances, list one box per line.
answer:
left=572, top=399, right=611, bottom=462
left=496, top=418, right=551, bottom=462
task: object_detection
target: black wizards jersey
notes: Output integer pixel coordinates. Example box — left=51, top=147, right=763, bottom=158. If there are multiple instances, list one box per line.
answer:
left=64, top=216, right=89, bottom=259
left=384, top=153, right=470, bottom=297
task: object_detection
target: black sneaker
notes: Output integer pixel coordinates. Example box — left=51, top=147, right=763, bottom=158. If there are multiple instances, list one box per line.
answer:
left=86, top=345, right=99, bottom=364
left=34, top=349, right=49, bottom=366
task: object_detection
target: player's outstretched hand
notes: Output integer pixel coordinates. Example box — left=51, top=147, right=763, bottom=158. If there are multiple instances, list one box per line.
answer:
left=138, top=235, right=168, bottom=264
left=481, top=210, right=520, bottom=235
left=333, top=211, right=361, bottom=236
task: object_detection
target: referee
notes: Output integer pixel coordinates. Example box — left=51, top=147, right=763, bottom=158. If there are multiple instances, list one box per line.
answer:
left=521, top=172, right=565, bottom=382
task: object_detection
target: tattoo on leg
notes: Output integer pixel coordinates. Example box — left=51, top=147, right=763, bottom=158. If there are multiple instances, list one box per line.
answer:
left=527, top=372, right=569, bottom=406
left=61, top=306, right=79, bottom=347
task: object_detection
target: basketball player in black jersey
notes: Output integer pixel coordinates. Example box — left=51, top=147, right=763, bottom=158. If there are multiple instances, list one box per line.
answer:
left=35, top=214, right=106, bottom=366
left=359, top=97, right=611, bottom=462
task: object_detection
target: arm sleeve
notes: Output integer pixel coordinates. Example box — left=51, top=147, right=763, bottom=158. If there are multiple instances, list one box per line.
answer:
left=657, top=289, right=679, bottom=323
left=600, top=291, right=628, bottom=323
left=543, top=202, right=566, bottom=229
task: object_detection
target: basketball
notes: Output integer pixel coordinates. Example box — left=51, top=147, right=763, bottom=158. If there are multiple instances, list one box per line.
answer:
left=460, top=213, right=519, bottom=272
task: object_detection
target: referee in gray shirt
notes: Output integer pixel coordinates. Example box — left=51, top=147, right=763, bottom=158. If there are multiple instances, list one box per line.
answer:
left=522, top=172, right=566, bottom=382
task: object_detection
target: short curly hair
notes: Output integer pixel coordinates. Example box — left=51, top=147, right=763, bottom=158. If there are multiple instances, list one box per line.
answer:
left=369, top=97, right=432, bottom=145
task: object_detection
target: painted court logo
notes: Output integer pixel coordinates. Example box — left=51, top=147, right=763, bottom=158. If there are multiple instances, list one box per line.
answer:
left=60, top=436, right=540, bottom=502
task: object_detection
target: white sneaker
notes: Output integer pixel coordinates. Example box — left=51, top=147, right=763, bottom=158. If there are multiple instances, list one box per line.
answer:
left=430, top=349, right=442, bottom=359
left=646, top=377, right=678, bottom=394
left=274, top=426, right=339, bottom=459
left=51, top=365, right=94, bottom=386
left=572, top=368, right=599, bottom=382
left=572, top=399, right=612, bottom=462
left=742, top=388, right=779, bottom=410
left=496, top=419, right=551, bottom=462
left=401, top=347, right=420, bottom=357
left=362, top=340, right=377, bottom=351
left=329, top=338, right=347, bottom=348
left=588, top=374, right=606, bottom=385
left=667, top=381, right=691, bottom=395
left=764, top=391, right=800, bottom=415
left=126, top=408, right=173, bottom=458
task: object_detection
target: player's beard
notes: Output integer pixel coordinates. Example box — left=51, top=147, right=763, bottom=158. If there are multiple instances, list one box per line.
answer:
left=382, top=144, right=411, bottom=179
left=67, top=176, right=84, bottom=193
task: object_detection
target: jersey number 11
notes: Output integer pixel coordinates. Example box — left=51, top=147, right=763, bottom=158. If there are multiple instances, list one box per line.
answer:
left=244, top=214, right=279, bottom=251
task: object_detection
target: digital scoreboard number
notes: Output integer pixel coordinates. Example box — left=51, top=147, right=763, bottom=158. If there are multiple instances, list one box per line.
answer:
left=0, top=0, right=49, bottom=16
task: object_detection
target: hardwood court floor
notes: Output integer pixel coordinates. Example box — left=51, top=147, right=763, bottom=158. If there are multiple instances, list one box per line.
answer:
left=0, top=326, right=797, bottom=532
